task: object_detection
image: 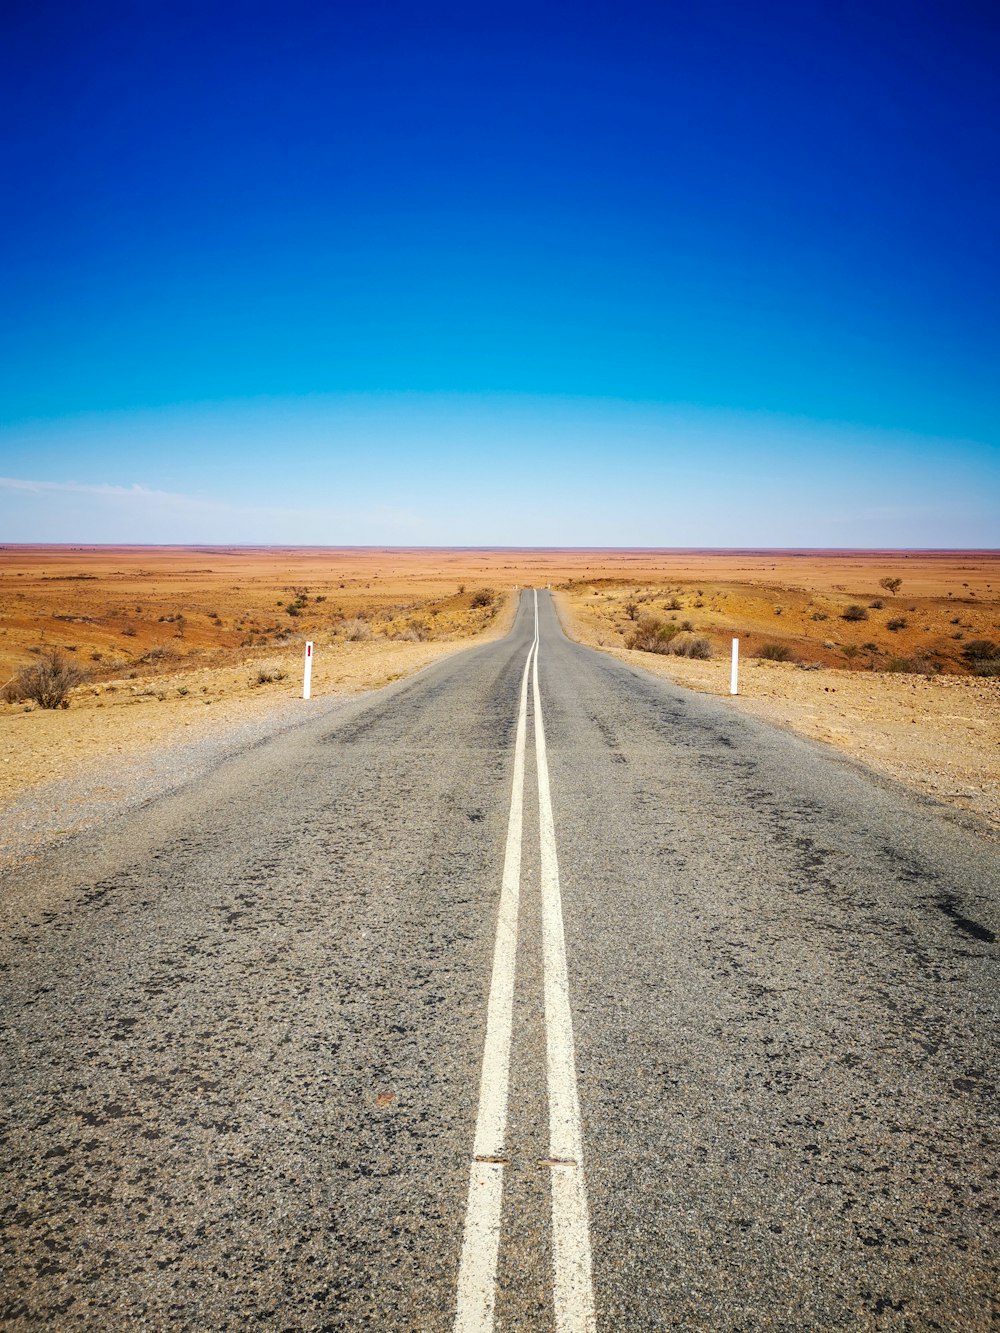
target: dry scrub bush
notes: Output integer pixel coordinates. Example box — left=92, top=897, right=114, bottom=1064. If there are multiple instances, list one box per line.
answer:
left=670, top=633, right=712, bottom=659
left=2, top=650, right=84, bottom=708
left=138, top=645, right=178, bottom=665
left=757, top=643, right=795, bottom=662
left=884, top=657, right=926, bottom=674
left=341, top=618, right=372, bottom=642
left=842, top=605, right=868, bottom=622
left=963, top=640, right=1000, bottom=676
left=963, top=639, right=998, bottom=661
left=625, top=617, right=678, bottom=653
left=471, top=588, right=495, bottom=608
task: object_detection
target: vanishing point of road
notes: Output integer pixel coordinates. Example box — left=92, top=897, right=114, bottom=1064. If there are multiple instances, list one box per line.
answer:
left=1, top=590, right=997, bottom=1330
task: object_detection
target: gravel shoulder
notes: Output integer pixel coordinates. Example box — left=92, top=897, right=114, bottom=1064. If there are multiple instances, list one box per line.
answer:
left=555, top=591, right=1000, bottom=835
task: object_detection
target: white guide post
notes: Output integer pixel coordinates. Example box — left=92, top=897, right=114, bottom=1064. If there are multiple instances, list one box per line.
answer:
left=730, top=638, right=739, bottom=696
left=303, top=640, right=314, bottom=700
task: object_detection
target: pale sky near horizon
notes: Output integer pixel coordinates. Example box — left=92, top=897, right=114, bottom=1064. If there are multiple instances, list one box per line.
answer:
left=1, top=394, right=997, bottom=547
left=2, top=2, right=997, bottom=547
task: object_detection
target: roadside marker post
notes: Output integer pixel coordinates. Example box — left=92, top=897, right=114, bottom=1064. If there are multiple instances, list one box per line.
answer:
left=303, top=641, right=313, bottom=700
left=730, top=638, right=739, bottom=696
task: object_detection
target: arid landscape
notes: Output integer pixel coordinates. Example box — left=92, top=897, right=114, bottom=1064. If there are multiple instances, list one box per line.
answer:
left=1, top=545, right=998, bottom=840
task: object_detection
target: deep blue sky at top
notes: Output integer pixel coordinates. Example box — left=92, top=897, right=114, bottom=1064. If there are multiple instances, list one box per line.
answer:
left=1, top=0, right=998, bottom=543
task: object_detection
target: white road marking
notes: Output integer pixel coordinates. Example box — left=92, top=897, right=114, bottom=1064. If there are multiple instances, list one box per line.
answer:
left=454, top=591, right=595, bottom=1331
left=454, top=607, right=538, bottom=1332
left=532, top=590, right=597, bottom=1332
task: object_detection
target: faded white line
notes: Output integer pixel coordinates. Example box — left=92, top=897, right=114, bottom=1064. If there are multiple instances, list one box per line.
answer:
left=533, top=589, right=597, bottom=1332
left=454, top=600, right=538, bottom=1332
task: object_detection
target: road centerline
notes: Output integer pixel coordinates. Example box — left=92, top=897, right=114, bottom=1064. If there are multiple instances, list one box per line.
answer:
left=454, top=602, right=538, bottom=1332
left=454, top=590, right=595, bottom=1332
left=532, top=590, right=597, bottom=1333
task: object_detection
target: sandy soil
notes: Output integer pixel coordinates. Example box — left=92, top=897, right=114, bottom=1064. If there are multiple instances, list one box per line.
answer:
left=557, top=593, right=1000, bottom=835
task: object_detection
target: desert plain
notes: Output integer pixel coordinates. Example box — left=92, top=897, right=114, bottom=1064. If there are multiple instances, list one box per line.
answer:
left=1, top=545, right=998, bottom=855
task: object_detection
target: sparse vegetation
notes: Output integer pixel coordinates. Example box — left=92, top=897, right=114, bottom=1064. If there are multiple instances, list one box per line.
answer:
left=470, top=588, right=495, bottom=608
left=842, top=605, right=868, bottom=622
left=2, top=650, right=84, bottom=708
left=886, top=617, right=908, bottom=632
left=624, top=618, right=711, bottom=658
left=879, top=577, right=903, bottom=597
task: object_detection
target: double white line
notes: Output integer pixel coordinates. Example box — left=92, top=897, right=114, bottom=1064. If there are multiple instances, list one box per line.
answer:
left=455, top=590, right=596, bottom=1332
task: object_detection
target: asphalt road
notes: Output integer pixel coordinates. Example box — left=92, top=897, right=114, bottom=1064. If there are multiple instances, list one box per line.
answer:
left=1, top=590, right=997, bottom=1331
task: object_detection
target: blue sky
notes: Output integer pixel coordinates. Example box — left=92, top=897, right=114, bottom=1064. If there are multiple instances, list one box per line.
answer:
left=1, top=0, right=998, bottom=545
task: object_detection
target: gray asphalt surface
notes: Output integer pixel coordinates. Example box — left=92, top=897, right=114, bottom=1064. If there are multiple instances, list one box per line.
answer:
left=1, top=590, right=997, bottom=1330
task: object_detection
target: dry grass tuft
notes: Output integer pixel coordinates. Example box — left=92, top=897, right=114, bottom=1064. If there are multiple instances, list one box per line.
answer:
left=249, top=663, right=287, bottom=687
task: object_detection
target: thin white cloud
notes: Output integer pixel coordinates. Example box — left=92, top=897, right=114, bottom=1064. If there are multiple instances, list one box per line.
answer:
left=0, top=477, right=186, bottom=500
left=0, top=475, right=431, bottom=542
left=0, top=477, right=239, bottom=516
